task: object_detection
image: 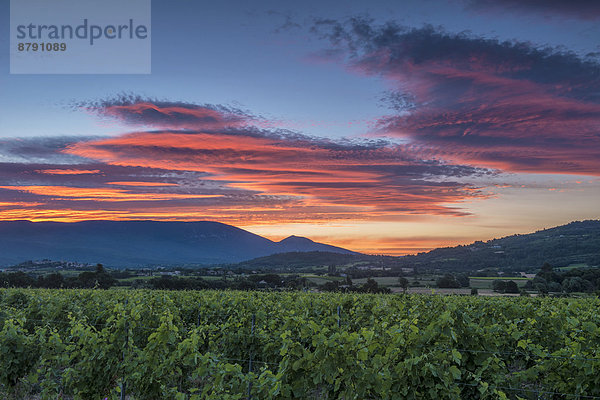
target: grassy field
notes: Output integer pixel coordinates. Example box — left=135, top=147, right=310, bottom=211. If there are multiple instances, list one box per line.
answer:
left=26, top=268, right=87, bottom=277
left=304, top=275, right=345, bottom=285
left=352, top=276, right=403, bottom=287
left=468, top=276, right=530, bottom=280
left=558, top=263, right=590, bottom=270
left=469, top=277, right=530, bottom=289
left=197, top=275, right=232, bottom=281
left=118, top=274, right=203, bottom=283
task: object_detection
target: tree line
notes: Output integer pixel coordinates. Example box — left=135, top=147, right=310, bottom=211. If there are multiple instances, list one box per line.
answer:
left=0, top=264, right=116, bottom=289
left=524, top=263, right=600, bottom=294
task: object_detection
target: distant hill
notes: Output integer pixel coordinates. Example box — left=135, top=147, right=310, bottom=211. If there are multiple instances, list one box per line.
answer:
left=0, top=220, right=357, bottom=267
left=399, top=220, right=600, bottom=272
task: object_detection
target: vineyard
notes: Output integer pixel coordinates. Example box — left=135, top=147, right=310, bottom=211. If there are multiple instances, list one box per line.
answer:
left=0, top=289, right=599, bottom=399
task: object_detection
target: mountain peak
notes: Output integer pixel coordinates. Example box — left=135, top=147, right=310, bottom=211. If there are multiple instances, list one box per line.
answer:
left=276, top=235, right=357, bottom=255
left=279, top=235, right=314, bottom=244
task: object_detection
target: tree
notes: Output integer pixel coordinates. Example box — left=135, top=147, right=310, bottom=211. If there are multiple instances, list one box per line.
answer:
left=321, top=281, right=339, bottom=292
left=492, top=280, right=506, bottom=292
left=537, top=262, right=559, bottom=283
left=0, top=272, right=35, bottom=288
left=504, top=280, right=519, bottom=293
left=361, top=279, right=390, bottom=294
left=70, top=267, right=117, bottom=289
left=540, top=262, right=553, bottom=273
left=363, top=278, right=379, bottom=293
left=455, top=273, right=470, bottom=288
left=562, top=277, right=592, bottom=293
left=437, top=274, right=460, bottom=288
left=38, top=272, right=64, bottom=288
left=548, top=282, right=562, bottom=292
left=74, top=271, right=97, bottom=288
left=398, top=277, right=409, bottom=293
left=95, top=263, right=105, bottom=274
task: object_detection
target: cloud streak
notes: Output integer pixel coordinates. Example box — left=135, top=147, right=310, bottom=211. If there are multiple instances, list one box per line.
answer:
left=461, top=0, right=600, bottom=20
left=79, top=94, right=260, bottom=131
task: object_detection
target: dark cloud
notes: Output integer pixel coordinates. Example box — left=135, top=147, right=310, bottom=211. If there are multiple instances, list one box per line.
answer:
left=462, top=0, right=600, bottom=20
left=313, top=19, right=600, bottom=100
left=268, top=10, right=302, bottom=33
left=313, top=19, right=600, bottom=175
left=0, top=136, right=97, bottom=165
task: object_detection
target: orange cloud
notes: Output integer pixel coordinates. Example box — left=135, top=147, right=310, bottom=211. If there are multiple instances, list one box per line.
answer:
left=63, top=130, right=491, bottom=218
left=37, top=169, right=101, bottom=175
left=0, top=186, right=221, bottom=202
left=106, top=181, right=179, bottom=187
left=0, top=206, right=359, bottom=225
left=0, top=201, right=45, bottom=207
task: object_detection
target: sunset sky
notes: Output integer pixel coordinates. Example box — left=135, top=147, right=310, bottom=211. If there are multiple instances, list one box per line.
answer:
left=1, top=0, right=599, bottom=255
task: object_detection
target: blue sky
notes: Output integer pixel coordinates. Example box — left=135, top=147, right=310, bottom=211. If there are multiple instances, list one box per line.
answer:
left=2, top=0, right=598, bottom=138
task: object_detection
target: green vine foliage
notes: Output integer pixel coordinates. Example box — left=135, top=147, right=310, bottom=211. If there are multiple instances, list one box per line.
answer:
left=0, top=288, right=599, bottom=399
left=0, top=318, right=39, bottom=391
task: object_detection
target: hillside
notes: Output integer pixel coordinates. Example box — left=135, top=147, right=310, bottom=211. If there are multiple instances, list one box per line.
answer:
left=0, top=220, right=357, bottom=267
left=399, top=220, right=600, bottom=272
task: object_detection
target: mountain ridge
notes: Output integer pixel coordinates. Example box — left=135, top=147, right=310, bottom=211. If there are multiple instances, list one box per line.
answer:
left=0, top=220, right=357, bottom=267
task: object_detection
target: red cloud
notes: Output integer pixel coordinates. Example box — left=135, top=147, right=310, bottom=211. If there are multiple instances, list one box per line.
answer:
left=377, top=68, right=600, bottom=174
left=37, top=169, right=101, bottom=175
left=0, top=185, right=221, bottom=202
left=316, top=21, right=600, bottom=176
left=55, top=126, right=492, bottom=222
left=81, top=97, right=257, bottom=130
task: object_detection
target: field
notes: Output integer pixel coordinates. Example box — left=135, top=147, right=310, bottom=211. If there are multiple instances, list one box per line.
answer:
left=352, top=276, right=403, bottom=286
left=1, top=289, right=599, bottom=399
left=469, top=277, right=530, bottom=290
left=558, top=263, right=591, bottom=271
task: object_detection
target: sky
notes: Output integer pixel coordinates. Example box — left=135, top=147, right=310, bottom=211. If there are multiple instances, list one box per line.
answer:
left=0, top=0, right=599, bottom=255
